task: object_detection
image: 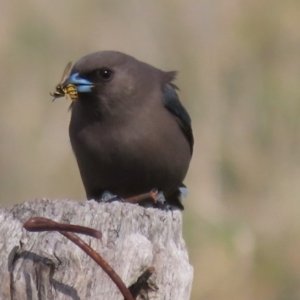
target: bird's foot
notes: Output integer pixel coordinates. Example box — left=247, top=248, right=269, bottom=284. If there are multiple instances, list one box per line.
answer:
left=123, top=189, right=159, bottom=206
left=154, top=192, right=177, bottom=211
left=124, top=189, right=175, bottom=211
left=98, top=191, right=124, bottom=203
left=95, top=189, right=181, bottom=210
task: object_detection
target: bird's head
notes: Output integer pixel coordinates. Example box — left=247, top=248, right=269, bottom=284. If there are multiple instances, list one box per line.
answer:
left=60, top=51, right=174, bottom=117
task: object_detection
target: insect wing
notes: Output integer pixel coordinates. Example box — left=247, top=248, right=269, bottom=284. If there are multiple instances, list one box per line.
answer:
left=59, top=61, right=72, bottom=86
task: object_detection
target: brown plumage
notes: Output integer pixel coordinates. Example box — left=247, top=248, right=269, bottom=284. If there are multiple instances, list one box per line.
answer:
left=62, top=51, right=193, bottom=209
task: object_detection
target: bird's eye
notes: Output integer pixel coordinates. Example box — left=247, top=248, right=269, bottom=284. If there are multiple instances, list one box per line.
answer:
left=95, top=68, right=114, bottom=81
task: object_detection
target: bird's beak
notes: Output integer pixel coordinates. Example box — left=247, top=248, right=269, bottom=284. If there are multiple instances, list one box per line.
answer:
left=63, top=73, right=94, bottom=93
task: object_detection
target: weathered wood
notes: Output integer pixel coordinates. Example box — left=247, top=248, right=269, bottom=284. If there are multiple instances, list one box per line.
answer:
left=0, top=199, right=193, bottom=299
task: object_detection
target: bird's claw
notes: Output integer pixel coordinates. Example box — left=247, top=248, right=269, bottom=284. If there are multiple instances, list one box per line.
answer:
left=97, top=191, right=124, bottom=203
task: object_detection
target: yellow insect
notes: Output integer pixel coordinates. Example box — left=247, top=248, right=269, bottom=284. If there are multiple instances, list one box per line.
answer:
left=50, top=62, right=78, bottom=101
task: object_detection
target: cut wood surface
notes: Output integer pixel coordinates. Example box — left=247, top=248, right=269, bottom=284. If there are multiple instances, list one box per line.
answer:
left=0, top=199, right=193, bottom=299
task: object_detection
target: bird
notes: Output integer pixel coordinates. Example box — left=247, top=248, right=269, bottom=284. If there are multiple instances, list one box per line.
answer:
left=55, top=51, right=193, bottom=209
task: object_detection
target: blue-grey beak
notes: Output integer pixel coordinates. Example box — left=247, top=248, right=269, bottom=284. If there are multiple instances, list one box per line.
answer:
left=64, top=73, right=94, bottom=92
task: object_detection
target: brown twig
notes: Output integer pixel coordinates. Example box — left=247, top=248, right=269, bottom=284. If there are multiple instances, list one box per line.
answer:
left=23, top=217, right=134, bottom=300
left=58, top=231, right=134, bottom=300
left=24, top=217, right=102, bottom=238
left=128, top=266, right=155, bottom=299
left=124, top=189, right=158, bottom=205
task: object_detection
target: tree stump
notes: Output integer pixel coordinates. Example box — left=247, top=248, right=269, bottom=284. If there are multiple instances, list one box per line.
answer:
left=0, top=199, right=193, bottom=299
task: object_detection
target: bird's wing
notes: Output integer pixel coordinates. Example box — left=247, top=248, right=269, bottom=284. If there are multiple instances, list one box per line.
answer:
left=162, top=83, right=194, bottom=154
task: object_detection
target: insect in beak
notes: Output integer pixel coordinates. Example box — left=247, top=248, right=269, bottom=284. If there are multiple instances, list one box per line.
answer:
left=50, top=62, right=78, bottom=102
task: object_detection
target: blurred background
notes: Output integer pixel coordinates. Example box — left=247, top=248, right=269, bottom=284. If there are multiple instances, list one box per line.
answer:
left=1, top=1, right=300, bottom=299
